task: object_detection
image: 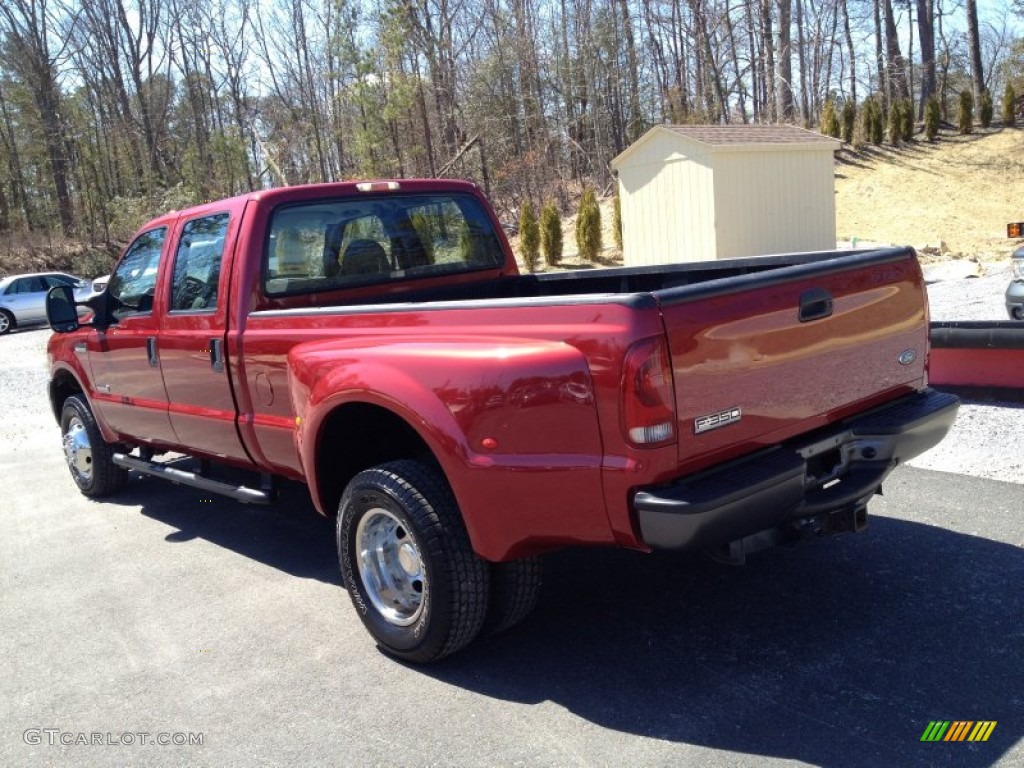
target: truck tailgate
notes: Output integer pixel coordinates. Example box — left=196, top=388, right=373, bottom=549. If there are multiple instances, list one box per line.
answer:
left=655, top=249, right=928, bottom=471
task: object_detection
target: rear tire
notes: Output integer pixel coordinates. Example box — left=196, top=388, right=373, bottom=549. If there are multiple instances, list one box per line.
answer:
left=337, top=459, right=489, bottom=663
left=60, top=394, right=128, bottom=497
left=481, top=557, right=543, bottom=635
left=0, top=309, right=13, bottom=335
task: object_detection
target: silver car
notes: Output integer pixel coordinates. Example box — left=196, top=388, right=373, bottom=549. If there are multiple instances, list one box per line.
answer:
left=0, top=272, right=92, bottom=335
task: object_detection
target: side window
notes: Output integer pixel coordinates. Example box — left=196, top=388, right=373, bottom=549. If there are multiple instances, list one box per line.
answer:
left=108, top=227, right=167, bottom=318
left=45, top=275, right=77, bottom=288
left=170, top=213, right=230, bottom=312
left=13, top=277, right=46, bottom=294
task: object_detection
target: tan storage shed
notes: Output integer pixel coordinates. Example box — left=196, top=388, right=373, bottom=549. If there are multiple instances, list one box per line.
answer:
left=610, top=125, right=841, bottom=265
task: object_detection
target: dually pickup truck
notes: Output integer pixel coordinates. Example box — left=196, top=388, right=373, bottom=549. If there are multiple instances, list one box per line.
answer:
left=46, top=179, right=958, bottom=662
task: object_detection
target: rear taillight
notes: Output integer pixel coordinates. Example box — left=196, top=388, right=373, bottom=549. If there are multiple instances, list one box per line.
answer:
left=621, top=336, right=677, bottom=447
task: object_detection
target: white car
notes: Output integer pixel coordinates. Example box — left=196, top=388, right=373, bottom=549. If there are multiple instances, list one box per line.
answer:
left=0, top=272, right=93, bottom=335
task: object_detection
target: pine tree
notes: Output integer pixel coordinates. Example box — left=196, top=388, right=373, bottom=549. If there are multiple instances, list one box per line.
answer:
left=1004, top=83, right=1017, bottom=128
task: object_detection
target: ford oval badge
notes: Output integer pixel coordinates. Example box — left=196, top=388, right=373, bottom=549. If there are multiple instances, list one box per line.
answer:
left=898, top=349, right=917, bottom=365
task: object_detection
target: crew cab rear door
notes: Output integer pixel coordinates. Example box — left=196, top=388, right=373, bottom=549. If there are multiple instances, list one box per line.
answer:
left=158, top=208, right=251, bottom=463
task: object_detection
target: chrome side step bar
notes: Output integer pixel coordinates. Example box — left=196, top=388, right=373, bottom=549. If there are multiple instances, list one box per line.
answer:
left=112, top=453, right=273, bottom=504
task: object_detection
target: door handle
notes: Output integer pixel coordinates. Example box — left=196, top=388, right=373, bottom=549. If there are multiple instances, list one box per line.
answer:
left=146, top=337, right=159, bottom=367
left=209, top=338, right=224, bottom=373
left=798, top=288, right=834, bottom=323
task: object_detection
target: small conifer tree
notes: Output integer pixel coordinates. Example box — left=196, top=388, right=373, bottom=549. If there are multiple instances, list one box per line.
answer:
left=519, top=201, right=540, bottom=272
left=958, top=90, right=974, bottom=134
left=979, top=90, right=993, bottom=128
left=900, top=99, right=914, bottom=141
left=925, top=95, right=941, bottom=141
left=841, top=101, right=856, bottom=144
left=1003, top=83, right=1017, bottom=128
left=575, top=188, right=602, bottom=263
left=540, top=201, right=562, bottom=267
left=870, top=102, right=884, bottom=145
left=820, top=100, right=840, bottom=138
left=612, top=194, right=623, bottom=250
left=859, top=99, right=874, bottom=146
left=887, top=104, right=902, bottom=145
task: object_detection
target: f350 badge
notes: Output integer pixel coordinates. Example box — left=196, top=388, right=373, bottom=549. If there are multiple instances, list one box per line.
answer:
left=694, top=407, right=742, bottom=434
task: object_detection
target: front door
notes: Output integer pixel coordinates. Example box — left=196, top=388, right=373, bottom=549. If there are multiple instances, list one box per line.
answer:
left=88, top=227, right=178, bottom=445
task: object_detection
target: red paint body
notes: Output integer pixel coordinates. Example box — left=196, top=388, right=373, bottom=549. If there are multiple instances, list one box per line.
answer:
left=47, top=180, right=932, bottom=561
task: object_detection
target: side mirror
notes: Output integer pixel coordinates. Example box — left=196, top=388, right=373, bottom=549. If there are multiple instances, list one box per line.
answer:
left=46, top=285, right=80, bottom=333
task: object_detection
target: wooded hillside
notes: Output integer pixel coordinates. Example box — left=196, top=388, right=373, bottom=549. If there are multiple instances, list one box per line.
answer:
left=1, top=0, right=1022, bottom=257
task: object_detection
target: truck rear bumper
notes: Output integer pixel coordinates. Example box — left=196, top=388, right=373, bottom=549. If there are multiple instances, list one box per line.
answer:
left=632, top=389, right=960, bottom=551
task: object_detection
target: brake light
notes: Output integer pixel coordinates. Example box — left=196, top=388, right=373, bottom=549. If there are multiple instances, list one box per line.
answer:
left=621, top=337, right=677, bottom=447
left=356, top=181, right=401, bottom=192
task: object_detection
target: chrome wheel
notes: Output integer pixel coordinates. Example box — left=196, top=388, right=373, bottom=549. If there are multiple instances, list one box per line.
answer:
left=62, top=415, right=93, bottom=481
left=356, top=507, right=425, bottom=626
left=63, top=415, right=93, bottom=483
left=0, top=312, right=10, bottom=334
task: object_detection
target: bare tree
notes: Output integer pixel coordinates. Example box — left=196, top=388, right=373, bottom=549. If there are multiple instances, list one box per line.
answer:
left=0, top=0, right=75, bottom=233
left=917, top=0, right=936, bottom=117
left=965, top=0, right=984, bottom=104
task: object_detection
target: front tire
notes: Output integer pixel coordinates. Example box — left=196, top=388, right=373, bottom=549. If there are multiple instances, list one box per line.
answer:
left=0, top=309, right=13, bottom=335
left=337, top=460, right=489, bottom=663
left=60, top=394, right=128, bottom=497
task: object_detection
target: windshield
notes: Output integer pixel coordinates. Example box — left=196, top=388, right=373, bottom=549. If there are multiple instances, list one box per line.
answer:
left=263, top=193, right=505, bottom=297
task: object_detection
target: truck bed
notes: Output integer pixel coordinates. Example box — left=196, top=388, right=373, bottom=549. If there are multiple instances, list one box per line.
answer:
left=287, top=248, right=889, bottom=309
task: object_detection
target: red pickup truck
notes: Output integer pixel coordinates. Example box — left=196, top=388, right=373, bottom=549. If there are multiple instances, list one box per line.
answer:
left=45, top=179, right=958, bottom=662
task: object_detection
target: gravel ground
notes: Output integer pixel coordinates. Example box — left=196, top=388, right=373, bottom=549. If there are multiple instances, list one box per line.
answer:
left=924, top=262, right=1013, bottom=322
left=1, top=268, right=1019, bottom=488
left=908, top=264, right=1023, bottom=484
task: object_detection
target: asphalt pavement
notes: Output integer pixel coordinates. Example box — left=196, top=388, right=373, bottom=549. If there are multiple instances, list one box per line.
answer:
left=1, top=326, right=1022, bottom=767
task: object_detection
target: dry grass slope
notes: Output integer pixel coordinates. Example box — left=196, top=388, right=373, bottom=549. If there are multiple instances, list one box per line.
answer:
left=834, top=127, right=1024, bottom=265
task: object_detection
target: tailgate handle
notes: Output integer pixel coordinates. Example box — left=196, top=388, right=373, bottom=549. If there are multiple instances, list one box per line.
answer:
left=799, top=288, right=834, bottom=322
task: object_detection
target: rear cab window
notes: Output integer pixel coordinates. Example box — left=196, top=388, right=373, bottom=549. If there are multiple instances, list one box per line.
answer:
left=263, top=193, right=505, bottom=297
left=170, top=213, right=230, bottom=312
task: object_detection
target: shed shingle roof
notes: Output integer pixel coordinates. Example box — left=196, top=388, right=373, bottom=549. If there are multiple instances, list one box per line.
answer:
left=661, top=124, right=833, bottom=146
